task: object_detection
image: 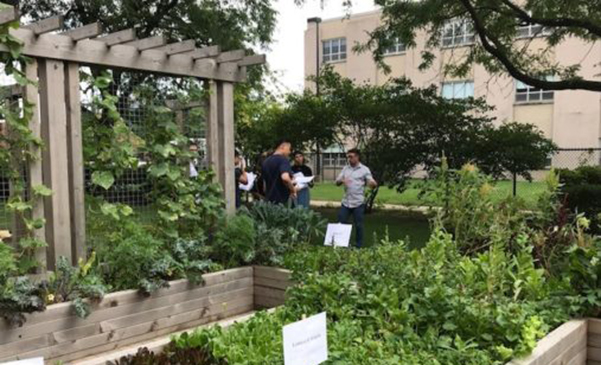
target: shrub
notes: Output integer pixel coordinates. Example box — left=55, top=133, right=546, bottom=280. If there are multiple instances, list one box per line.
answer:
left=558, top=166, right=601, bottom=233
left=211, top=214, right=257, bottom=268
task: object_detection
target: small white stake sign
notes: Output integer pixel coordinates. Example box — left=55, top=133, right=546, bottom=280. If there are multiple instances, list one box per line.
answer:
left=1, top=358, right=44, bottom=365
left=283, top=312, right=328, bottom=365
left=324, top=223, right=352, bottom=247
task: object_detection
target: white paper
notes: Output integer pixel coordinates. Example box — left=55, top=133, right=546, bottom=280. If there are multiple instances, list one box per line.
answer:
left=283, top=312, right=328, bottom=365
left=189, top=162, right=198, bottom=178
left=293, top=173, right=315, bottom=190
left=1, top=358, right=44, bottom=365
left=239, top=172, right=256, bottom=192
left=324, top=223, right=352, bottom=247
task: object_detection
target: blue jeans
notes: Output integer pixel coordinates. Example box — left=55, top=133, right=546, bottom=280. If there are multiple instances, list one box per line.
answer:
left=338, top=204, right=365, bottom=248
left=295, top=188, right=311, bottom=209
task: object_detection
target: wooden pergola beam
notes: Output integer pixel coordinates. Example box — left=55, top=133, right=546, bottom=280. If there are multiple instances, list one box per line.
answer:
left=62, top=22, right=102, bottom=41
left=238, top=54, right=266, bottom=67
left=154, top=40, right=196, bottom=55
left=23, top=16, right=64, bottom=35
left=215, top=50, right=245, bottom=64
left=96, top=28, right=137, bottom=46
left=182, top=45, right=221, bottom=59
left=0, top=7, right=18, bottom=25
left=3, top=28, right=244, bottom=82
left=125, top=35, right=167, bottom=51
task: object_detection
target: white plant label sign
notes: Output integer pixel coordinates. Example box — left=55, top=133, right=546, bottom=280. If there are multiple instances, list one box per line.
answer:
left=283, top=312, right=328, bottom=365
left=1, top=358, right=44, bottom=365
left=324, top=223, right=352, bottom=247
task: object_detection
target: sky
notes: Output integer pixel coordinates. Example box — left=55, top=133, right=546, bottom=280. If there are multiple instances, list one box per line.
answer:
left=266, top=0, right=378, bottom=93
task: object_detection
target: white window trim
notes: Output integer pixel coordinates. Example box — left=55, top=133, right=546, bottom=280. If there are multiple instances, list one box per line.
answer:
left=322, top=37, right=347, bottom=64
left=515, top=76, right=555, bottom=104
left=441, top=80, right=475, bottom=99
left=516, top=22, right=552, bottom=39
left=383, top=38, right=407, bottom=56
left=441, top=19, right=475, bottom=48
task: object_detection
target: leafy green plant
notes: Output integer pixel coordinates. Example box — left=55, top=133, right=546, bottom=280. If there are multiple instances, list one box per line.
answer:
left=212, top=214, right=257, bottom=268
left=41, top=254, right=108, bottom=318
left=108, top=342, right=226, bottom=365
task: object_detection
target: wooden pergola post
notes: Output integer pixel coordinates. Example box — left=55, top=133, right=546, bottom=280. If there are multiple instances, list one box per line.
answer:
left=0, top=6, right=266, bottom=268
left=39, top=59, right=72, bottom=269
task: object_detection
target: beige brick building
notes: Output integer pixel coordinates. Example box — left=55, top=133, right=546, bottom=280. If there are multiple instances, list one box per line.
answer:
left=304, top=10, right=601, bottom=175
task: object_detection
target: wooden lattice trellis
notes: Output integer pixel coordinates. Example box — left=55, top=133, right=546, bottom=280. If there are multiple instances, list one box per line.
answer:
left=0, top=6, right=266, bottom=270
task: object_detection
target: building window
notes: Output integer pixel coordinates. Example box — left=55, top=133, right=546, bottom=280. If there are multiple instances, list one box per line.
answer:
left=515, top=77, right=554, bottom=103
left=442, top=81, right=474, bottom=99
left=442, top=19, right=475, bottom=47
left=323, top=38, right=347, bottom=63
left=323, top=153, right=346, bottom=167
left=384, top=38, right=406, bottom=55
left=517, top=22, right=551, bottom=38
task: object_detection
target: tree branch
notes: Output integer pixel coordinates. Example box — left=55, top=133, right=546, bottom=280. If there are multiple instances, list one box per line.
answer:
left=459, top=0, right=601, bottom=91
left=499, top=0, right=601, bottom=38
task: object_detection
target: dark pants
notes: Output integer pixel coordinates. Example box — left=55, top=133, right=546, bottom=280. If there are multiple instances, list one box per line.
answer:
left=338, top=204, right=365, bottom=248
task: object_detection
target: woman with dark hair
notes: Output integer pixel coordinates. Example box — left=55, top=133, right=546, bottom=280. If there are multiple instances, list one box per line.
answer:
left=291, top=151, right=313, bottom=209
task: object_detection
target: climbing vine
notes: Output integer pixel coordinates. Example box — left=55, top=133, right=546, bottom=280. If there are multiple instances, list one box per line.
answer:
left=0, top=18, right=50, bottom=273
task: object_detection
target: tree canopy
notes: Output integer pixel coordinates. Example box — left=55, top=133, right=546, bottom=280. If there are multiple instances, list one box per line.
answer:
left=352, top=0, right=601, bottom=92
left=248, top=67, right=556, bottom=190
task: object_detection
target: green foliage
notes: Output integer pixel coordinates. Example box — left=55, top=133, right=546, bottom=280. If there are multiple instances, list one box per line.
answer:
left=41, top=255, right=108, bottom=318
left=212, top=215, right=257, bottom=268
left=558, top=166, right=601, bottom=233
left=183, top=231, right=575, bottom=364
left=359, top=0, right=601, bottom=92
left=0, top=276, right=45, bottom=328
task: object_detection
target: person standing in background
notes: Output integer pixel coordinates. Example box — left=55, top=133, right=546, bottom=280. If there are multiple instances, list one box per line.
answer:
left=336, top=148, right=377, bottom=248
left=235, top=150, right=248, bottom=209
left=262, top=139, right=296, bottom=204
left=291, top=151, right=313, bottom=209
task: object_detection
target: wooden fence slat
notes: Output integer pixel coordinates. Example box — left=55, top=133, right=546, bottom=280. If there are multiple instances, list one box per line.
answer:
left=39, top=59, right=72, bottom=269
left=254, top=295, right=285, bottom=309
left=589, top=346, right=601, bottom=362
left=62, top=22, right=102, bottom=41
left=0, top=276, right=252, bottom=345
left=65, top=62, right=86, bottom=263
left=0, top=7, right=18, bottom=25
left=254, top=266, right=292, bottom=281
left=154, top=40, right=196, bottom=55
left=254, top=286, right=286, bottom=301
left=96, top=29, right=136, bottom=46
left=4, top=296, right=253, bottom=363
left=548, top=333, right=586, bottom=365
left=254, top=276, right=292, bottom=290
left=0, top=267, right=253, bottom=331
left=24, top=16, right=64, bottom=35
left=51, top=300, right=254, bottom=363
left=206, top=80, right=220, bottom=177
left=183, top=45, right=221, bottom=59
left=589, top=319, right=601, bottom=335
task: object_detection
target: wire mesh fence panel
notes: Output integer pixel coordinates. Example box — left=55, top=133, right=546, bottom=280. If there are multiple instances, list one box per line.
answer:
left=82, top=72, right=207, bottom=228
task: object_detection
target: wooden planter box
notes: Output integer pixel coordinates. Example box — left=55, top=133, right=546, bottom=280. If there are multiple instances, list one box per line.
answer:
left=507, top=318, right=601, bottom=365
left=0, top=266, right=292, bottom=364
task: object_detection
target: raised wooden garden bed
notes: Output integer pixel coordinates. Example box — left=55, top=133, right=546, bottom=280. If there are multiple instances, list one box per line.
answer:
left=0, top=266, right=292, bottom=364
left=507, top=318, right=601, bottom=365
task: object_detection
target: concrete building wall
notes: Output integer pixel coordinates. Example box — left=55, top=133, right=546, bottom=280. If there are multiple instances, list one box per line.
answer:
left=304, top=10, right=601, bottom=151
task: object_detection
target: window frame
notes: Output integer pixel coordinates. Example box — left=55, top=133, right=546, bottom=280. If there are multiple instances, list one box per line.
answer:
left=322, top=37, right=347, bottom=64
left=515, top=77, right=555, bottom=104
left=383, top=38, right=406, bottom=56
left=441, top=19, right=475, bottom=48
left=441, top=80, right=475, bottom=99
left=516, top=22, right=552, bottom=39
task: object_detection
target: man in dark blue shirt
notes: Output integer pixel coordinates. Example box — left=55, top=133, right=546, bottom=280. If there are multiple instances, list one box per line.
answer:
left=262, top=139, right=296, bottom=204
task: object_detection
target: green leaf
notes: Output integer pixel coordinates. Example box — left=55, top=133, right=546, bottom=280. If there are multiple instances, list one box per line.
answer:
left=32, top=184, right=52, bottom=197
left=91, top=171, right=115, bottom=190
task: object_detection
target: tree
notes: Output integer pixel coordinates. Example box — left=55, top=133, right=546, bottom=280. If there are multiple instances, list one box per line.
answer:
left=19, top=0, right=277, bottom=102
left=359, top=0, right=601, bottom=92
left=477, top=123, right=557, bottom=194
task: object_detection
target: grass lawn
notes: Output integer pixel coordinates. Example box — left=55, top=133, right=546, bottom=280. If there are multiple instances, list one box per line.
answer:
left=312, top=179, right=546, bottom=209
left=315, top=207, right=431, bottom=249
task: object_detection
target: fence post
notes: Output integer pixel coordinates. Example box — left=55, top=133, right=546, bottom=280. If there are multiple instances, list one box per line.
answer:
left=512, top=172, right=517, bottom=197
left=217, top=81, right=236, bottom=215
left=39, top=59, right=72, bottom=269
left=65, top=62, right=86, bottom=264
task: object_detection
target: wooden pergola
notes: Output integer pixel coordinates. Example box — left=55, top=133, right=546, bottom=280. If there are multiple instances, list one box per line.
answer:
left=0, top=7, right=265, bottom=270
